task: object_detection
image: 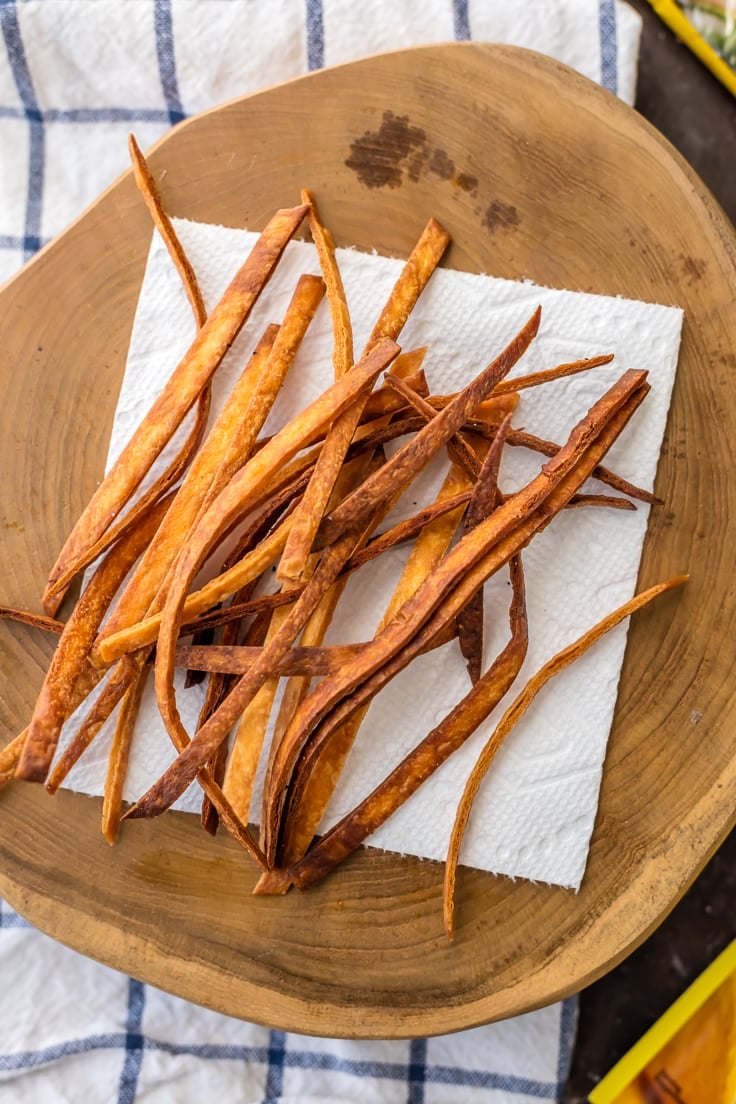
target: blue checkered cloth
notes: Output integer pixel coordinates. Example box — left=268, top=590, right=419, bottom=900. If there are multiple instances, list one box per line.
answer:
left=0, top=2, right=641, bottom=1100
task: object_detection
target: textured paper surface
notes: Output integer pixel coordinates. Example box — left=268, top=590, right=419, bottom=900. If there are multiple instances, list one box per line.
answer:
left=58, top=218, right=682, bottom=889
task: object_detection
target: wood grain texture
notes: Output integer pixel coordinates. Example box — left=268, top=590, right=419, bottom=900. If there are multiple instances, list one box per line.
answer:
left=0, top=44, right=734, bottom=1037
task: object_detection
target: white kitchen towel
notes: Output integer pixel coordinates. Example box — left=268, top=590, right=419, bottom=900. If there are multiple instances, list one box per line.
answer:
left=58, top=220, right=682, bottom=891
left=0, top=2, right=644, bottom=1102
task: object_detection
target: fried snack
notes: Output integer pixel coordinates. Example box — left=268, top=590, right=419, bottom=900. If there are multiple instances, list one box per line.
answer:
left=491, top=353, right=614, bottom=394
left=288, top=554, right=528, bottom=891
left=277, top=219, right=450, bottom=584
left=43, top=202, right=309, bottom=607
left=175, top=642, right=364, bottom=677
left=42, top=138, right=212, bottom=616
left=101, top=659, right=151, bottom=844
left=262, top=371, right=649, bottom=859
left=384, top=373, right=481, bottom=479
left=443, top=574, right=688, bottom=937
left=259, top=463, right=473, bottom=889
left=457, top=413, right=513, bottom=685
left=0, top=607, right=64, bottom=635
left=16, top=492, right=173, bottom=783
left=97, top=324, right=280, bottom=646
left=319, top=307, right=541, bottom=547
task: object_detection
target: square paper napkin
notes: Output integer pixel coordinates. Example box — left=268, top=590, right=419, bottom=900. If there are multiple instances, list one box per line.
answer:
left=58, top=218, right=682, bottom=890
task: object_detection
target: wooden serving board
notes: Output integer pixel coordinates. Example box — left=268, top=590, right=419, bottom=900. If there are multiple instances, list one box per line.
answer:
left=0, top=44, right=734, bottom=1038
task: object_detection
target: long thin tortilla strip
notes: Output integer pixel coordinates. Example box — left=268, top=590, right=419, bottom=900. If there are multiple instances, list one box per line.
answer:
left=277, top=219, right=450, bottom=583
left=16, top=492, right=173, bottom=782
left=0, top=607, right=65, bottom=634
left=261, top=374, right=649, bottom=853
left=287, top=553, right=528, bottom=891
left=98, top=324, right=279, bottom=644
left=96, top=340, right=398, bottom=666
left=286, top=387, right=651, bottom=889
left=260, top=463, right=473, bottom=889
left=176, top=643, right=364, bottom=679
left=443, top=575, right=687, bottom=937
left=101, top=658, right=151, bottom=844
left=491, top=353, right=614, bottom=394
left=44, top=202, right=308, bottom=602
left=43, top=138, right=211, bottom=615
left=457, top=413, right=513, bottom=684
left=385, top=374, right=481, bottom=479
left=319, top=308, right=541, bottom=547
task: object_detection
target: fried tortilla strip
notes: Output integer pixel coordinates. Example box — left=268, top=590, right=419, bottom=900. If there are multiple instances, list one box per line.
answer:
left=443, top=574, right=687, bottom=937
left=492, top=353, right=614, bottom=394
left=259, top=463, right=473, bottom=891
left=16, top=492, right=173, bottom=783
left=44, top=202, right=308, bottom=606
left=43, top=138, right=211, bottom=615
left=129, top=134, right=206, bottom=324
left=277, top=218, right=450, bottom=583
left=101, top=658, right=151, bottom=844
left=288, top=553, right=527, bottom=892
left=263, top=373, right=649, bottom=855
left=457, top=413, right=513, bottom=685
left=384, top=374, right=481, bottom=479
left=175, top=643, right=364, bottom=678
left=97, top=340, right=398, bottom=666
left=319, top=308, right=541, bottom=547
left=0, top=607, right=64, bottom=635
left=97, top=324, right=279, bottom=646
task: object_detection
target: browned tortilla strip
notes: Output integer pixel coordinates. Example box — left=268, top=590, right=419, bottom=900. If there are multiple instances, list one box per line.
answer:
left=101, top=658, right=151, bottom=844
left=491, top=353, right=614, bottom=394
left=176, top=642, right=363, bottom=678
left=384, top=373, right=481, bottom=479
left=261, top=464, right=473, bottom=888
left=0, top=607, right=65, bottom=635
left=16, top=492, right=173, bottom=783
left=443, top=574, right=687, bottom=937
left=43, top=139, right=211, bottom=616
left=288, top=554, right=528, bottom=890
left=457, top=413, right=513, bottom=684
left=319, top=308, right=541, bottom=546
left=261, top=373, right=649, bottom=856
left=276, top=220, right=449, bottom=584
left=44, top=202, right=308, bottom=605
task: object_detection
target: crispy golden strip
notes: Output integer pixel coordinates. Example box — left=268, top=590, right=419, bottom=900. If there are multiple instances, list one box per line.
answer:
left=101, top=658, right=151, bottom=844
left=443, top=574, right=687, bottom=937
left=457, top=413, right=513, bottom=684
left=302, top=188, right=353, bottom=379
left=567, top=493, right=636, bottom=511
left=0, top=607, right=64, bottom=634
left=492, top=353, right=614, bottom=394
left=262, top=374, right=649, bottom=856
left=129, top=134, right=206, bottom=324
left=277, top=219, right=449, bottom=583
left=288, top=554, right=528, bottom=892
left=385, top=374, right=481, bottom=479
left=97, top=324, right=280, bottom=645
left=320, top=308, right=541, bottom=547
left=176, top=643, right=363, bottom=678
left=16, top=492, right=173, bottom=783
left=43, top=139, right=211, bottom=616
left=261, top=464, right=473, bottom=889
left=44, top=202, right=308, bottom=605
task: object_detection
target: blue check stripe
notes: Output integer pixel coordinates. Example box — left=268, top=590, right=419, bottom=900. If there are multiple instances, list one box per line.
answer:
left=0, top=900, right=30, bottom=928
left=453, top=0, right=471, bottom=41
left=118, top=979, right=146, bottom=1104
left=598, top=0, right=618, bottom=94
left=305, top=0, right=324, bottom=71
left=154, top=0, right=185, bottom=123
left=0, top=0, right=44, bottom=259
left=408, top=1037, right=427, bottom=1104
left=0, top=1032, right=565, bottom=1096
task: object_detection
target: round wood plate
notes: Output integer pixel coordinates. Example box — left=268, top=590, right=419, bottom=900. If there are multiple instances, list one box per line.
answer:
left=1, top=44, right=734, bottom=1038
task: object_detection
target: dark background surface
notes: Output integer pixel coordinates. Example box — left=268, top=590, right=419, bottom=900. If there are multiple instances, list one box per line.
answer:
left=563, top=2, right=735, bottom=1097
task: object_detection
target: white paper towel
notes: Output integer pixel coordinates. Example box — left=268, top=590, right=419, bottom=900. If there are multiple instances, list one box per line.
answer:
left=57, top=217, right=682, bottom=889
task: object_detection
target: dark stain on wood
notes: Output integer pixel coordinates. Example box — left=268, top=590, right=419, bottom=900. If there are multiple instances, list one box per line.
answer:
left=483, top=200, right=520, bottom=232
left=345, top=112, right=427, bottom=189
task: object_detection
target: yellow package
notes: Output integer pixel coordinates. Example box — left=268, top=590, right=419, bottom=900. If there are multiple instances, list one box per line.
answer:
left=647, top=1, right=736, bottom=95
left=590, top=939, right=736, bottom=1103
